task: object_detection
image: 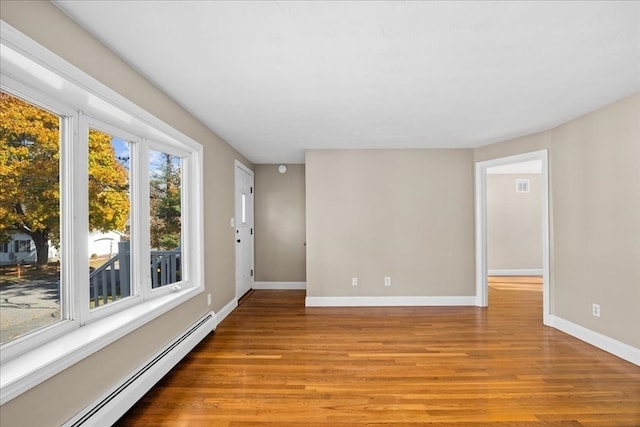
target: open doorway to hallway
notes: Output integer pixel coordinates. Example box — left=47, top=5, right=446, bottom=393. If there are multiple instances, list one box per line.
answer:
left=475, top=150, right=550, bottom=325
left=488, top=276, right=544, bottom=323
left=486, top=160, right=543, bottom=310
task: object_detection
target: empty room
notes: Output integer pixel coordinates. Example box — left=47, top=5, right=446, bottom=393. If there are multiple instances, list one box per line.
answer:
left=1, top=1, right=639, bottom=426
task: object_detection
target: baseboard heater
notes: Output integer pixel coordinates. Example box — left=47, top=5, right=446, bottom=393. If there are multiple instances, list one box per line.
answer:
left=64, top=311, right=216, bottom=427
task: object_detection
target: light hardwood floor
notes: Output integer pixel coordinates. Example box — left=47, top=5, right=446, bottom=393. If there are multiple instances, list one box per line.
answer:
left=115, top=278, right=640, bottom=426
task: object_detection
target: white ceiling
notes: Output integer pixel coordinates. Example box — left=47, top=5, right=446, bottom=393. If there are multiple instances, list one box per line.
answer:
left=53, top=1, right=640, bottom=164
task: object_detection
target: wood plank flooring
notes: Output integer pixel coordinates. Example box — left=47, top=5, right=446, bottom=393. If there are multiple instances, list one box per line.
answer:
left=115, top=278, right=640, bottom=426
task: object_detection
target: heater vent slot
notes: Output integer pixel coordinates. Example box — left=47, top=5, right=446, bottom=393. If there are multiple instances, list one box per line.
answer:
left=516, top=178, right=530, bottom=193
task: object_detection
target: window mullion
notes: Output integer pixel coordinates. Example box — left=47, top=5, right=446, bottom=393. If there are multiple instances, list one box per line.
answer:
left=181, top=156, right=190, bottom=284
left=136, top=140, right=152, bottom=300
left=74, top=112, right=90, bottom=326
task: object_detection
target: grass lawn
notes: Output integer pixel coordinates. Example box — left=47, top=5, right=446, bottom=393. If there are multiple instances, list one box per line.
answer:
left=0, top=255, right=115, bottom=285
left=0, top=263, right=60, bottom=284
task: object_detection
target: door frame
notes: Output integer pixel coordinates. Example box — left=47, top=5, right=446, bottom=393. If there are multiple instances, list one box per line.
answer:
left=234, top=160, right=254, bottom=300
left=474, top=150, right=550, bottom=325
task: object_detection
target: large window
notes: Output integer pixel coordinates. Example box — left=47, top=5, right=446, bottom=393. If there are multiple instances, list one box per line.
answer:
left=0, top=92, right=63, bottom=344
left=0, top=25, right=204, bottom=403
left=149, top=150, right=182, bottom=288
left=88, top=127, right=133, bottom=309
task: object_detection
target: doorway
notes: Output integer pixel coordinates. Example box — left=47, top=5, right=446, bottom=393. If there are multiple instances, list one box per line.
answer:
left=475, top=150, right=550, bottom=325
left=235, top=161, right=254, bottom=300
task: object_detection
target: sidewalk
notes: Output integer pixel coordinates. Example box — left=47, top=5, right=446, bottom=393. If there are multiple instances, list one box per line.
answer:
left=0, top=277, right=60, bottom=343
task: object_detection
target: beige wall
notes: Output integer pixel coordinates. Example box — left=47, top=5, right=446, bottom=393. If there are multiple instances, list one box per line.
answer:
left=254, top=164, right=306, bottom=282
left=476, top=92, right=640, bottom=348
left=1, top=3, right=638, bottom=424
left=306, top=149, right=475, bottom=297
left=1, top=2, right=250, bottom=425
left=487, top=173, right=542, bottom=271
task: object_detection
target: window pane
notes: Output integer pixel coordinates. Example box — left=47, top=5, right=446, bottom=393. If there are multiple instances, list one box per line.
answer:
left=241, top=193, right=247, bottom=224
left=88, top=129, right=132, bottom=309
left=0, top=92, right=62, bottom=343
left=149, top=150, right=182, bottom=288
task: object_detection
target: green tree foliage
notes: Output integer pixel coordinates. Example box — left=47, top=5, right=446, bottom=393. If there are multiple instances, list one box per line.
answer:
left=149, top=152, right=181, bottom=250
left=0, top=92, right=130, bottom=266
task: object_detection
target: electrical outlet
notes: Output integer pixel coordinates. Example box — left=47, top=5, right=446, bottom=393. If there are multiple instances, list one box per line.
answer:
left=384, top=276, right=391, bottom=287
left=207, top=294, right=212, bottom=306
left=592, top=303, right=600, bottom=317
left=352, top=277, right=358, bottom=287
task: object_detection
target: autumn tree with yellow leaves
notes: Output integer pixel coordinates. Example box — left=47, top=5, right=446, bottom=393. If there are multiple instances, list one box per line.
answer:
left=0, top=92, right=130, bottom=267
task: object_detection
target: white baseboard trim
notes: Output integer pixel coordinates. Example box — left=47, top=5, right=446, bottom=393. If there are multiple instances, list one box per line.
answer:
left=254, top=281, right=306, bottom=290
left=214, top=298, right=238, bottom=327
left=488, top=269, right=543, bottom=276
left=63, top=312, right=216, bottom=427
left=305, top=295, right=476, bottom=307
left=549, top=315, right=640, bottom=366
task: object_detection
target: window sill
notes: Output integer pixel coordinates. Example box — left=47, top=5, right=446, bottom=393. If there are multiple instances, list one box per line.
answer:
left=0, top=285, right=202, bottom=404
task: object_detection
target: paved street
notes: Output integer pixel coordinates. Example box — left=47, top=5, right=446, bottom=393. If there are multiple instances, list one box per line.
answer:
left=0, top=277, right=60, bottom=343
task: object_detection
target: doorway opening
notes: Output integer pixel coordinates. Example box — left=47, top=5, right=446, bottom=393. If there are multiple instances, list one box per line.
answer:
left=475, top=150, right=550, bottom=325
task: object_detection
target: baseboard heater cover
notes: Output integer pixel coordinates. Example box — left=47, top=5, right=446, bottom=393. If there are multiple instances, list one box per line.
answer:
left=64, top=311, right=215, bottom=427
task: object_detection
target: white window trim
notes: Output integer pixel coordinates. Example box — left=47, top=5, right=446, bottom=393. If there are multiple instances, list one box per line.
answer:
left=145, top=142, right=187, bottom=299
left=0, top=21, right=205, bottom=404
left=83, top=117, right=143, bottom=325
left=1, top=75, right=81, bottom=357
left=0, top=288, right=202, bottom=403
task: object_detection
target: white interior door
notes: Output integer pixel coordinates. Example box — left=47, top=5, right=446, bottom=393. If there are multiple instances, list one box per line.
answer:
left=235, top=161, right=254, bottom=299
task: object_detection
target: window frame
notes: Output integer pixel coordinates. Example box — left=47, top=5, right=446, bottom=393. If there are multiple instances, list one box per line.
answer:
left=0, top=21, right=205, bottom=404
left=1, top=77, right=80, bottom=358
left=83, top=117, right=143, bottom=323
left=146, top=142, right=186, bottom=294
